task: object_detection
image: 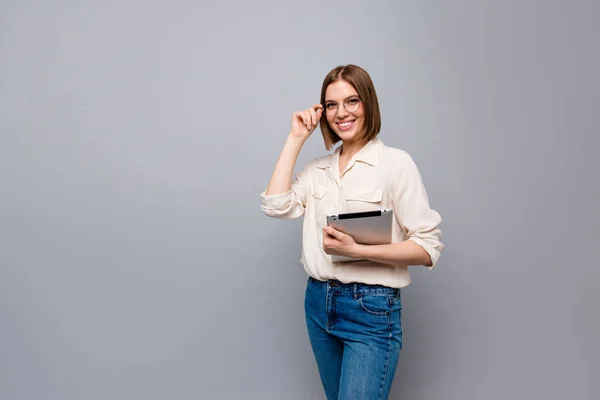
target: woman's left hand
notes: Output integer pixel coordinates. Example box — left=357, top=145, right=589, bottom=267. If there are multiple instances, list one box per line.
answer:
left=323, top=226, right=359, bottom=257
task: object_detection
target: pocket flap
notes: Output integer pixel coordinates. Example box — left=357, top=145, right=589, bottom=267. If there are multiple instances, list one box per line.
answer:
left=345, top=189, right=383, bottom=203
left=309, top=185, right=330, bottom=200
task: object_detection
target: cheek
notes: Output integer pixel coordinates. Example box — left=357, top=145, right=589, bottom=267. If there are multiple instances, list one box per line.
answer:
left=356, top=114, right=365, bottom=126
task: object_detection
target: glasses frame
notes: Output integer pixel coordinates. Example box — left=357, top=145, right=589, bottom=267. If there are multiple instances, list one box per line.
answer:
left=323, top=97, right=362, bottom=117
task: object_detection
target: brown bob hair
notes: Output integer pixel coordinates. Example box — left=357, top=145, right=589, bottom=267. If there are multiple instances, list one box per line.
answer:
left=319, top=64, right=382, bottom=150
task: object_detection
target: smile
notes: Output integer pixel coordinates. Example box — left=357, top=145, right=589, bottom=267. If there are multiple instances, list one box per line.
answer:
left=336, top=120, right=355, bottom=131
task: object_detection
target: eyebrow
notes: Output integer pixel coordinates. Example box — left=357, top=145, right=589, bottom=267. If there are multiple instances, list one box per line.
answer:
left=324, top=95, right=360, bottom=103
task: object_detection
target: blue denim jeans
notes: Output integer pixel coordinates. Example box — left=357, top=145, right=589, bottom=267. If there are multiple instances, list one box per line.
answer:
left=304, top=277, right=402, bottom=400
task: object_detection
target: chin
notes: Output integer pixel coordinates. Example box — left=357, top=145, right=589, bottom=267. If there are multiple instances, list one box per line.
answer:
left=336, top=128, right=361, bottom=142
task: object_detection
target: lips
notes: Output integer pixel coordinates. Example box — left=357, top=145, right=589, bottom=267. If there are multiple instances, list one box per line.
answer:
left=336, top=120, right=355, bottom=131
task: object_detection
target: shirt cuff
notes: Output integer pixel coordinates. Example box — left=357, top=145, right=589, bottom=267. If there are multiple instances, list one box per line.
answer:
left=408, top=237, right=442, bottom=270
left=260, top=190, right=293, bottom=217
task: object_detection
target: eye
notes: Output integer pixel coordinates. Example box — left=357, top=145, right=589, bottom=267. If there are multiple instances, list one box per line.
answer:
left=347, top=98, right=359, bottom=105
left=325, top=103, right=337, bottom=109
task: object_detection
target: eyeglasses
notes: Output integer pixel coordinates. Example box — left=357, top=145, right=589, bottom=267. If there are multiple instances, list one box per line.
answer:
left=323, top=97, right=362, bottom=116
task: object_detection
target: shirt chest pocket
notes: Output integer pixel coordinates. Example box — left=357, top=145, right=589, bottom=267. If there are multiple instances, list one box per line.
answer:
left=344, top=188, right=383, bottom=213
left=308, top=184, right=332, bottom=227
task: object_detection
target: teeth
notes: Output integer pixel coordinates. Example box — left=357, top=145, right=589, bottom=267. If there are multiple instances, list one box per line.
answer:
left=339, top=122, right=352, bottom=127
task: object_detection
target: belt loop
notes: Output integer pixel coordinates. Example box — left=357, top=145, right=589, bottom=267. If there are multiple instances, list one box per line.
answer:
left=353, top=283, right=358, bottom=300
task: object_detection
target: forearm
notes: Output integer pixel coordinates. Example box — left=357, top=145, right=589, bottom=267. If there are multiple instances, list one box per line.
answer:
left=352, top=240, right=433, bottom=267
left=265, top=134, right=306, bottom=196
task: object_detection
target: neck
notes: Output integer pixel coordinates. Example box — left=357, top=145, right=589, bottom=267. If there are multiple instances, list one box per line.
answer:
left=340, top=139, right=368, bottom=159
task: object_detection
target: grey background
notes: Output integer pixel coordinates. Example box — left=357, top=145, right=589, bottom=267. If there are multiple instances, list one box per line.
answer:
left=1, top=0, right=598, bottom=399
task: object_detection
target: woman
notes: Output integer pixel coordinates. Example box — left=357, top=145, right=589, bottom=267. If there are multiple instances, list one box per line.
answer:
left=261, top=64, right=444, bottom=399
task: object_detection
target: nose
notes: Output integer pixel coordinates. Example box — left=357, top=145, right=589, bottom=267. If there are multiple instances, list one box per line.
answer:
left=336, top=104, right=349, bottom=119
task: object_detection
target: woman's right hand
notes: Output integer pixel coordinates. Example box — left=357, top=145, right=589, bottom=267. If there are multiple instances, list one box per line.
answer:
left=290, top=104, right=323, bottom=140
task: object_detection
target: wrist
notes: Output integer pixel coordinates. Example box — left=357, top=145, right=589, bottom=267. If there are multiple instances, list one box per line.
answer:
left=351, top=243, right=366, bottom=259
left=287, top=132, right=308, bottom=145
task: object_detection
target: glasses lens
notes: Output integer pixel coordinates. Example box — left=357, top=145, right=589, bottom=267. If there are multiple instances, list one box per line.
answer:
left=325, top=105, right=337, bottom=116
left=345, top=99, right=360, bottom=113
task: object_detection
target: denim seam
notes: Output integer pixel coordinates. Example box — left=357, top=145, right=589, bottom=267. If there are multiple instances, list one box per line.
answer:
left=358, top=295, right=390, bottom=316
left=326, top=285, right=332, bottom=332
left=379, top=308, right=393, bottom=400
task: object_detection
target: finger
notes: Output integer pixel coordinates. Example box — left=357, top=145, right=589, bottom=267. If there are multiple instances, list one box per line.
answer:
left=309, top=107, right=317, bottom=127
left=304, top=110, right=313, bottom=130
left=313, top=103, right=323, bottom=111
left=298, top=111, right=309, bottom=129
left=316, top=107, right=323, bottom=121
left=325, top=226, right=344, bottom=240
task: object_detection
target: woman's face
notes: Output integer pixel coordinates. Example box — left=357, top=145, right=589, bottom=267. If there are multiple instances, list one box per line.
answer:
left=324, top=80, right=365, bottom=142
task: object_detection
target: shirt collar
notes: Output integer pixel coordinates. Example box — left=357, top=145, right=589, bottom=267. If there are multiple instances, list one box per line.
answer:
left=315, top=137, right=384, bottom=169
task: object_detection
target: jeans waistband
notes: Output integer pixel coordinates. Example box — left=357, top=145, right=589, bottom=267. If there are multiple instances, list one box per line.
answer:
left=308, top=276, right=400, bottom=296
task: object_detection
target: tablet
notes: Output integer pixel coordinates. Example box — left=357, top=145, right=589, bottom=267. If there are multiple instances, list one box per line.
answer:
left=326, top=208, right=393, bottom=263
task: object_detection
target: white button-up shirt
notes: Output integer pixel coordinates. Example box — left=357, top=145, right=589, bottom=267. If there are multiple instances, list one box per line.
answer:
left=261, top=138, right=444, bottom=288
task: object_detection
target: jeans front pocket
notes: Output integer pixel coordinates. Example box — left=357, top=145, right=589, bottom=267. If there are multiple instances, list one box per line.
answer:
left=358, top=293, right=393, bottom=316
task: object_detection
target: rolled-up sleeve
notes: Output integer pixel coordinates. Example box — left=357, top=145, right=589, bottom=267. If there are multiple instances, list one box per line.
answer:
left=393, top=152, right=445, bottom=269
left=260, top=165, right=310, bottom=219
